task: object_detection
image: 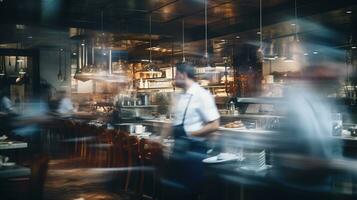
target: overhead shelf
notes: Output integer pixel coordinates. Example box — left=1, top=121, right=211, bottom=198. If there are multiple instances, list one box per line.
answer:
left=134, top=78, right=172, bottom=81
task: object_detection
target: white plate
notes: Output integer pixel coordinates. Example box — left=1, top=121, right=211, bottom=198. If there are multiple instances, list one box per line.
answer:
left=130, top=132, right=152, bottom=136
left=203, top=153, right=244, bottom=164
left=0, top=135, right=7, bottom=141
left=1, top=162, right=16, bottom=167
left=219, top=127, right=246, bottom=131
left=239, top=165, right=271, bottom=172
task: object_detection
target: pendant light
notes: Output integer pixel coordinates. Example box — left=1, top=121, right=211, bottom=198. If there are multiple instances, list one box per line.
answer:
left=259, top=0, right=263, bottom=52
left=149, top=15, right=152, bottom=64
left=63, top=47, right=67, bottom=81
left=204, top=0, right=210, bottom=67
left=18, top=57, right=26, bottom=75
left=13, top=36, right=19, bottom=73
left=0, top=56, right=5, bottom=76
left=182, top=19, right=186, bottom=63
left=284, top=0, right=299, bottom=62
left=256, top=0, right=264, bottom=63
left=57, top=32, right=64, bottom=81
left=264, top=39, right=276, bottom=60
left=57, top=48, right=63, bottom=81
left=145, top=15, right=159, bottom=72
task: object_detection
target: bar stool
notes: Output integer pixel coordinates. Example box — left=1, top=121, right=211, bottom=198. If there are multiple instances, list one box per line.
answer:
left=93, top=128, right=114, bottom=167
left=138, top=138, right=164, bottom=200
left=112, top=131, right=130, bottom=191
left=123, top=135, right=141, bottom=194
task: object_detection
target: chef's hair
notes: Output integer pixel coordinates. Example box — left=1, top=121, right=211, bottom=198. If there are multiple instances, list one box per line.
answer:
left=176, top=63, right=195, bottom=80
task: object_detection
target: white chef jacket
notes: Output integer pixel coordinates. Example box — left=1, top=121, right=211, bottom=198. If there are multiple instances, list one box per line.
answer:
left=172, top=83, right=220, bottom=135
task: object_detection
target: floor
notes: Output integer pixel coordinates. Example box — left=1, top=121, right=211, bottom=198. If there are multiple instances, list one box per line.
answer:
left=43, top=158, right=131, bottom=200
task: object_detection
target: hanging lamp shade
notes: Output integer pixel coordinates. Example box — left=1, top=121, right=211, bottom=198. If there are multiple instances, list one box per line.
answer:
left=264, top=40, right=277, bottom=60
left=284, top=36, right=301, bottom=63
left=0, top=56, right=5, bottom=76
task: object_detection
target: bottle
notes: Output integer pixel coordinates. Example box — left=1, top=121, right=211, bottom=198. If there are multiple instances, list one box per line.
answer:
left=139, top=79, right=144, bottom=88
left=229, top=101, right=235, bottom=114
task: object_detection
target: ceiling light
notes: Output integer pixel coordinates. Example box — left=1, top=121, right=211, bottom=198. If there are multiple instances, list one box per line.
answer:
left=27, top=36, right=33, bottom=39
left=291, top=23, right=296, bottom=26
left=257, top=31, right=261, bottom=35
left=220, top=39, right=225, bottom=42
left=236, top=36, right=240, bottom=39
left=346, top=10, right=352, bottom=14
left=352, top=46, right=357, bottom=49
left=313, top=51, right=318, bottom=55
left=303, top=53, right=309, bottom=56
left=16, top=24, right=25, bottom=30
left=72, top=52, right=77, bottom=56
left=81, top=43, right=85, bottom=46
left=103, top=52, right=107, bottom=56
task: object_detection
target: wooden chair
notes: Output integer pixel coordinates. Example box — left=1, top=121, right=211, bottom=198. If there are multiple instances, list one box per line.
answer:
left=111, top=131, right=130, bottom=192
left=138, top=139, right=164, bottom=200
left=123, top=135, right=141, bottom=194
left=93, top=128, right=114, bottom=167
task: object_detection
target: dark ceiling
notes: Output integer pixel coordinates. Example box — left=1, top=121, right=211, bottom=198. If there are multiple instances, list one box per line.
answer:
left=0, top=0, right=355, bottom=61
left=0, top=0, right=355, bottom=40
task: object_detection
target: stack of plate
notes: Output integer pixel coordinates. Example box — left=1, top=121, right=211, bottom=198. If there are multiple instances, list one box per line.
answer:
left=244, top=150, right=266, bottom=169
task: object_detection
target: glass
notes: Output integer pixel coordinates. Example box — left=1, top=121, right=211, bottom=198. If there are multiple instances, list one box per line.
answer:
left=332, top=113, right=342, bottom=136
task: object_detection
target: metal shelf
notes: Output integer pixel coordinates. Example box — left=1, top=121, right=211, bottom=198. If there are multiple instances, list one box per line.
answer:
left=134, top=78, right=172, bottom=81
left=137, top=87, right=174, bottom=91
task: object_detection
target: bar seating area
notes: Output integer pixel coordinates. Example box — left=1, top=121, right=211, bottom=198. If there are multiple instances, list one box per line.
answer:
left=39, top=119, right=165, bottom=198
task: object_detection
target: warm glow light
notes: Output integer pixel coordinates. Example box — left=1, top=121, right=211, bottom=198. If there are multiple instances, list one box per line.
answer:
left=284, top=59, right=294, bottom=63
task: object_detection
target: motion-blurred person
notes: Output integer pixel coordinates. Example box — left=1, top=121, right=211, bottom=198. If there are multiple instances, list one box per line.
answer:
left=10, top=85, right=52, bottom=200
left=270, top=66, right=344, bottom=199
left=0, top=87, right=14, bottom=114
left=0, top=87, right=16, bottom=134
left=56, top=89, right=74, bottom=117
left=163, top=63, right=220, bottom=200
left=13, top=86, right=52, bottom=155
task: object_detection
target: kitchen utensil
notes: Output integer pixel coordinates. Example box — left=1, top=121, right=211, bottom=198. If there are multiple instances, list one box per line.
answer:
left=349, top=127, right=357, bottom=137
left=57, top=49, right=63, bottom=81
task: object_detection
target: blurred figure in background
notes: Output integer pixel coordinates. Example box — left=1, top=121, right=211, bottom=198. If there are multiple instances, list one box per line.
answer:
left=11, top=85, right=52, bottom=200
left=13, top=85, right=52, bottom=155
left=0, top=87, right=14, bottom=114
left=0, top=87, right=17, bottom=134
left=56, top=89, right=74, bottom=118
